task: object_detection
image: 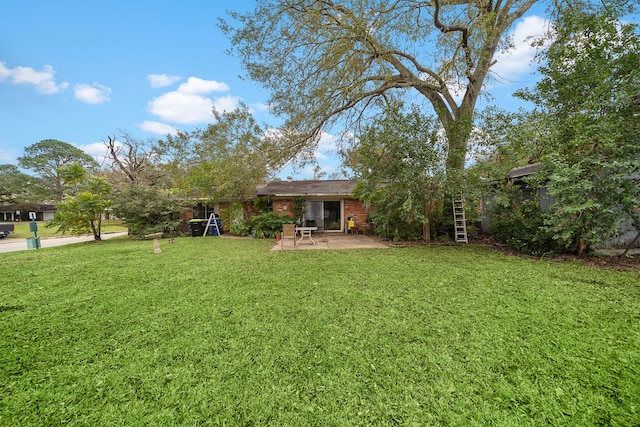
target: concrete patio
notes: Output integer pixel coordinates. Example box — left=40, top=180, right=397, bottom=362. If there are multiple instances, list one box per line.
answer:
left=271, top=232, right=388, bottom=251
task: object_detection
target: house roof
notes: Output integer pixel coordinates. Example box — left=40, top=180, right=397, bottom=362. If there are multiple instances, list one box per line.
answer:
left=508, top=163, right=540, bottom=180
left=0, top=203, right=56, bottom=212
left=256, top=179, right=357, bottom=197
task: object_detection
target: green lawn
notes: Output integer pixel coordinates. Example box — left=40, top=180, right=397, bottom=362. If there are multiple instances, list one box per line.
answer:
left=1, top=237, right=638, bottom=426
left=8, top=220, right=127, bottom=239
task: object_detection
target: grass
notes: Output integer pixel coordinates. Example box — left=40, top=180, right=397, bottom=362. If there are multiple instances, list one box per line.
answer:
left=1, top=237, right=639, bottom=426
left=8, top=220, right=128, bottom=239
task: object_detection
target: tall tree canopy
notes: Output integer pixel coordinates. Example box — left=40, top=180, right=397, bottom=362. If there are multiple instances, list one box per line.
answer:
left=158, top=104, right=287, bottom=222
left=341, top=102, right=446, bottom=240
left=0, top=164, right=47, bottom=203
left=221, top=0, right=540, bottom=180
left=17, top=139, right=98, bottom=201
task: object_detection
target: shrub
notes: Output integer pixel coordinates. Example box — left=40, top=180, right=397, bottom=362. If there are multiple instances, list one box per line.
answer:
left=366, top=210, right=424, bottom=241
left=489, top=200, right=561, bottom=256
left=251, top=212, right=294, bottom=239
left=221, top=203, right=251, bottom=236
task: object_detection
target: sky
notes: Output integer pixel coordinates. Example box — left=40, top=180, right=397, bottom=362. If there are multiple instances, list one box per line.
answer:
left=1, top=1, right=552, bottom=180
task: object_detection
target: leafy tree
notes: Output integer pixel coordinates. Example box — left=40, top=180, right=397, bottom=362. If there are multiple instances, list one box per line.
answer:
left=158, top=104, right=284, bottom=224
left=0, top=164, right=47, bottom=203
left=341, top=102, right=446, bottom=240
left=220, top=0, right=542, bottom=183
left=57, top=162, right=88, bottom=196
left=17, top=139, right=98, bottom=201
left=111, top=184, right=181, bottom=239
left=516, top=9, right=640, bottom=255
left=47, top=177, right=113, bottom=241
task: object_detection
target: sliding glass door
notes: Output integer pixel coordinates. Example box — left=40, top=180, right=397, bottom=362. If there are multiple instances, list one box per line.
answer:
left=323, top=201, right=341, bottom=230
left=305, top=200, right=342, bottom=231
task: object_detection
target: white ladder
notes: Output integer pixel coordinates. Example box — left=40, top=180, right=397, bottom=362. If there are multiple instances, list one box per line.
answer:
left=202, top=213, right=221, bottom=237
left=452, top=196, right=468, bottom=243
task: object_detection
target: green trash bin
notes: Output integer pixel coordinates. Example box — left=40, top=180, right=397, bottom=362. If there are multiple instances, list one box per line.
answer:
left=26, top=237, right=41, bottom=249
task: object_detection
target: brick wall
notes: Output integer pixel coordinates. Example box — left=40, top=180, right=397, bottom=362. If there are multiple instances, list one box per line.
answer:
left=272, top=200, right=295, bottom=218
left=269, top=197, right=372, bottom=232
left=344, top=198, right=371, bottom=232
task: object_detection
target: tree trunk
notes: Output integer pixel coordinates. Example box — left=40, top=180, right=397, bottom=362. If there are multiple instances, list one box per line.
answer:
left=620, top=231, right=640, bottom=257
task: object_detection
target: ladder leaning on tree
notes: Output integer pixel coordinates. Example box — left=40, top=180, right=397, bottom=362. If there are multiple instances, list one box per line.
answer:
left=452, top=195, right=468, bottom=244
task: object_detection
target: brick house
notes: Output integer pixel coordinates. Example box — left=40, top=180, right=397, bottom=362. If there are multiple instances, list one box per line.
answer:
left=256, top=179, right=371, bottom=233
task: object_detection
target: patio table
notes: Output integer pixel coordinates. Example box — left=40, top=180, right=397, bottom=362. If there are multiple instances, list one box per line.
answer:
left=295, top=226, right=318, bottom=245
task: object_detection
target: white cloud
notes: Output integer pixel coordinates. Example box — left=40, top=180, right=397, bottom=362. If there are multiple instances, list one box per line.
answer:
left=147, top=78, right=238, bottom=124
left=318, top=131, right=338, bottom=152
left=0, top=62, right=69, bottom=94
left=74, top=83, right=111, bottom=104
left=0, top=148, right=15, bottom=163
left=74, top=142, right=110, bottom=166
left=212, top=95, right=241, bottom=113
left=177, top=77, right=229, bottom=94
left=148, top=91, right=215, bottom=124
left=147, top=73, right=182, bottom=88
left=138, top=120, right=178, bottom=135
left=252, top=102, right=270, bottom=112
left=491, top=15, right=551, bottom=82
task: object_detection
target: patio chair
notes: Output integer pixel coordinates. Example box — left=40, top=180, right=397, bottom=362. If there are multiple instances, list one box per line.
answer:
left=281, top=223, right=297, bottom=249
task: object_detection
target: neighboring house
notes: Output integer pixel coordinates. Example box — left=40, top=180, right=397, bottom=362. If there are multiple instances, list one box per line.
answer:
left=256, top=179, right=371, bottom=233
left=0, top=203, right=57, bottom=221
left=482, top=164, right=639, bottom=249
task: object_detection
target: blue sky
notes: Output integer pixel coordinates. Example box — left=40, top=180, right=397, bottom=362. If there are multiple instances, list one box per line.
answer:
left=1, top=1, right=552, bottom=180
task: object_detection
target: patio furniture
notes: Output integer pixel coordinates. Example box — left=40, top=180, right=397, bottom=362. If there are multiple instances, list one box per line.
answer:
left=296, top=226, right=318, bottom=245
left=282, top=223, right=297, bottom=249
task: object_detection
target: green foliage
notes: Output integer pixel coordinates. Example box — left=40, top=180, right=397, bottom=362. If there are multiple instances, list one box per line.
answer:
left=111, top=184, right=180, bottom=239
left=220, top=2, right=538, bottom=178
left=253, top=195, right=272, bottom=214
left=489, top=195, right=561, bottom=256
left=0, top=164, right=47, bottom=203
left=1, top=239, right=639, bottom=425
left=47, top=177, right=112, bottom=240
left=292, top=196, right=305, bottom=224
left=159, top=105, right=279, bottom=202
left=344, top=102, right=446, bottom=240
left=251, top=211, right=294, bottom=239
left=17, top=139, right=98, bottom=200
left=513, top=10, right=640, bottom=254
left=57, top=162, right=88, bottom=196
left=221, top=202, right=252, bottom=236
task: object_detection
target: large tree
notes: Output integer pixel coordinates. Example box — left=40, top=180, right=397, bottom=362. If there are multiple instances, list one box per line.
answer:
left=17, top=139, right=98, bottom=201
left=220, top=0, right=540, bottom=182
left=104, top=131, right=167, bottom=188
left=0, top=164, right=47, bottom=203
left=158, top=104, right=286, bottom=223
left=341, top=102, right=446, bottom=240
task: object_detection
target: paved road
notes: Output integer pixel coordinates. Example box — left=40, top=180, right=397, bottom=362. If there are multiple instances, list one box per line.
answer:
left=0, top=232, right=128, bottom=254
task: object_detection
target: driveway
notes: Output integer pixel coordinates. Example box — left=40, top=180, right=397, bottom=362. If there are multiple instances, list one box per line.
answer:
left=0, top=232, right=128, bottom=254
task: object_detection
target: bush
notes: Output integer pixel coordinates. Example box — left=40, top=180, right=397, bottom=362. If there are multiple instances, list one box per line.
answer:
left=489, top=200, right=561, bottom=256
left=366, top=210, right=424, bottom=241
left=221, top=203, right=251, bottom=236
left=251, top=212, right=295, bottom=239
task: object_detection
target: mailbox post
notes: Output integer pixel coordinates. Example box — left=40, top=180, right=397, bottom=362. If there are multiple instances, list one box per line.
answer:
left=26, top=212, right=40, bottom=249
